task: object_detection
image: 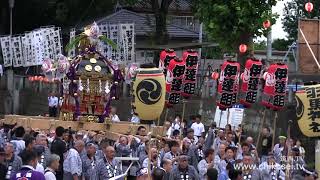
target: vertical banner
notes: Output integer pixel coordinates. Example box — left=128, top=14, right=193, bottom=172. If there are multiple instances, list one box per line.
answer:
left=0, top=36, right=12, bottom=67
left=11, top=36, right=23, bottom=67
left=108, top=24, right=119, bottom=60
left=295, top=84, right=320, bottom=137
left=53, top=28, right=62, bottom=59
left=98, top=24, right=109, bottom=57
left=119, top=23, right=135, bottom=62
left=68, top=28, right=76, bottom=57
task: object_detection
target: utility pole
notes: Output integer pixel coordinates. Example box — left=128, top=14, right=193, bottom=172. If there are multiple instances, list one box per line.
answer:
left=9, top=0, right=14, bottom=36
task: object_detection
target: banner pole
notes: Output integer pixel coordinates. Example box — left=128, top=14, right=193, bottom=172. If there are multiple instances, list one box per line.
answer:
left=272, top=111, right=278, bottom=148
left=255, top=109, right=266, bottom=148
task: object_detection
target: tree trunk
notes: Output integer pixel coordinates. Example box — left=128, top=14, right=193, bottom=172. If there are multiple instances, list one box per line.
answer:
left=155, top=11, right=169, bottom=45
left=236, top=32, right=253, bottom=69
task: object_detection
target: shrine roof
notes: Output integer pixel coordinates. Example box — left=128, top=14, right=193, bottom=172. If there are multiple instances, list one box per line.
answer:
left=95, top=9, right=199, bottom=39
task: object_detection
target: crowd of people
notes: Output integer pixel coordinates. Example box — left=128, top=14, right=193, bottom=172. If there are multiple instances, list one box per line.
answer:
left=0, top=114, right=318, bottom=180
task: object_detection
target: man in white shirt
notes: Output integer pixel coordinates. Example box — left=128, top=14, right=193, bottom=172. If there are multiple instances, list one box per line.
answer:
left=109, top=106, right=120, bottom=122
left=48, top=93, right=58, bottom=117
left=63, top=140, right=84, bottom=180
left=44, top=154, right=60, bottom=180
left=191, top=115, right=205, bottom=139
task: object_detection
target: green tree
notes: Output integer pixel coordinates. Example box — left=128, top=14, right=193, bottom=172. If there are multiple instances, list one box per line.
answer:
left=193, top=0, right=277, bottom=63
left=283, top=0, right=320, bottom=43
left=272, top=38, right=291, bottom=51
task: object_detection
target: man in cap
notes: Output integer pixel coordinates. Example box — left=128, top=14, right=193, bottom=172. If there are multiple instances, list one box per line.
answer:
left=163, top=141, right=180, bottom=169
left=240, top=153, right=263, bottom=180
left=183, top=128, right=196, bottom=145
left=213, top=130, right=225, bottom=152
left=4, top=142, right=22, bottom=179
left=259, top=152, right=285, bottom=180
left=197, top=148, right=215, bottom=180
left=96, top=146, right=122, bottom=179
left=273, top=136, right=287, bottom=164
left=169, top=154, right=200, bottom=180
left=35, top=134, right=51, bottom=169
left=10, top=149, right=45, bottom=180
left=63, top=140, right=85, bottom=180
left=142, top=147, right=160, bottom=170
left=81, top=143, right=98, bottom=180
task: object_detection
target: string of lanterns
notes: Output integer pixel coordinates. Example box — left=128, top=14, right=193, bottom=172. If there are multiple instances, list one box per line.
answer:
left=28, top=76, right=56, bottom=83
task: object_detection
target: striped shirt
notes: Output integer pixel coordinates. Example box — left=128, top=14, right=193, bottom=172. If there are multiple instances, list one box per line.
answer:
left=63, top=148, right=82, bottom=176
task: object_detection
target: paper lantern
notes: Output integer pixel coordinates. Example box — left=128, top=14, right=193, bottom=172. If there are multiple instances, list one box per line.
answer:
left=239, top=58, right=263, bottom=107
left=38, top=76, right=44, bottom=82
left=42, top=59, right=53, bottom=73
left=211, top=72, right=219, bottom=80
left=263, top=20, right=271, bottom=29
left=159, top=49, right=176, bottom=75
left=239, top=44, right=247, bottom=53
left=132, top=66, right=166, bottom=120
left=305, top=2, right=313, bottom=13
left=261, top=63, right=288, bottom=110
left=28, top=76, right=32, bottom=81
left=30, top=76, right=35, bottom=82
left=295, top=84, right=320, bottom=137
left=217, top=60, right=240, bottom=110
left=166, top=58, right=186, bottom=105
left=182, top=49, right=199, bottom=98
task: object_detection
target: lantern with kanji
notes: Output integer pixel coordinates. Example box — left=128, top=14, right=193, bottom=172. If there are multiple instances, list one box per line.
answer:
left=239, top=58, right=263, bottom=107
left=217, top=60, right=240, bottom=110
left=166, top=57, right=186, bottom=105
left=132, top=64, right=166, bottom=120
left=159, top=49, right=176, bottom=75
left=261, top=63, right=288, bottom=110
left=182, top=49, right=199, bottom=98
left=305, top=2, right=314, bottom=13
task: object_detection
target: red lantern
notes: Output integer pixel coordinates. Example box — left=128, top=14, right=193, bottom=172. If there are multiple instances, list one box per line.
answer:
left=30, top=76, right=35, bottom=82
left=217, top=60, right=240, bottom=110
left=211, top=72, right=219, bottom=80
left=305, top=2, right=314, bottom=13
left=166, top=57, right=186, bottom=105
left=239, top=44, right=247, bottom=53
left=261, top=63, right=288, bottom=110
left=239, top=58, right=263, bottom=108
left=263, top=20, right=271, bottom=29
left=182, top=49, right=199, bottom=98
left=38, top=76, right=44, bottom=82
left=159, top=49, right=176, bottom=75
left=28, top=76, right=32, bottom=81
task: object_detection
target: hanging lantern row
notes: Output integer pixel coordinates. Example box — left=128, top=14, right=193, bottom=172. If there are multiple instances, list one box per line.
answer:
left=28, top=76, right=57, bottom=83
left=213, top=58, right=288, bottom=111
left=305, top=2, right=314, bottom=13
left=159, top=49, right=199, bottom=107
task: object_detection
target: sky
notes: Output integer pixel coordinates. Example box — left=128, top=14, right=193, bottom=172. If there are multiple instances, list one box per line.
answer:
left=272, top=0, right=290, bottom=40
left=257, top=0, right=291, bottom=41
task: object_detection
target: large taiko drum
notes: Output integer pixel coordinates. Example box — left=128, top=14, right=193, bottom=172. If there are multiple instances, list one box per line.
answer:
left=132, top=66, right=166, bottom=121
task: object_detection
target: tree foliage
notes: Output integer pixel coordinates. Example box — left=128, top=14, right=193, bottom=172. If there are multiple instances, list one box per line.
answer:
left=283, top=0, right=320, bottom=42
left=272, top=38, right=291, bottom=51
left=0, top=0, right=117, bottom=34
left=193, top=0, right=278, bottom=53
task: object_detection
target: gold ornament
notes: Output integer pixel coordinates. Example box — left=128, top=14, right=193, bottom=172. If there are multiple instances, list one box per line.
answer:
left=85, top=65, right=92, bottom=72
left=90, top=58, right=97, bottom=64
left=94, top=65, right=102, bottom=72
